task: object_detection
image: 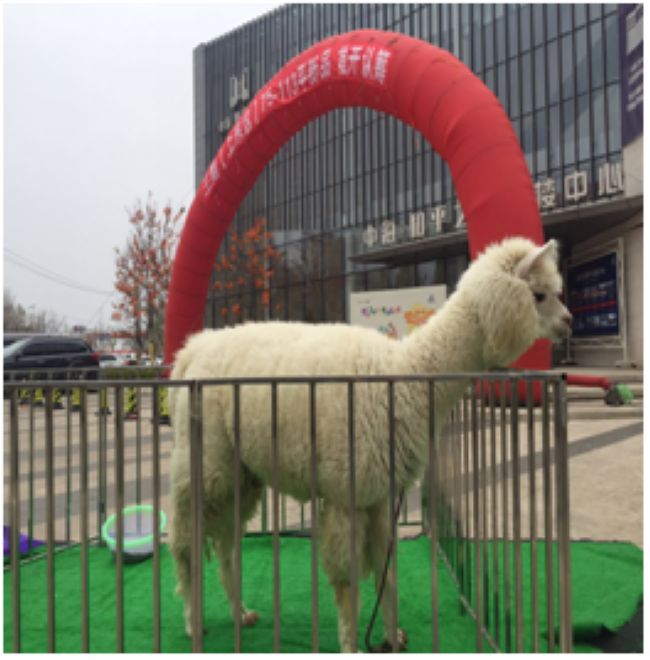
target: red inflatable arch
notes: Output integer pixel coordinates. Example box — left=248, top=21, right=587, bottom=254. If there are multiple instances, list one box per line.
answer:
left=164, top=30, right=550, bottom=370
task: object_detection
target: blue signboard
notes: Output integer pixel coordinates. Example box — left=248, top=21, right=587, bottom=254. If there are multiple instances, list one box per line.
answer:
left=619, top=4, right=644, bottom=146
left=567, top=253, right=620, bottom=338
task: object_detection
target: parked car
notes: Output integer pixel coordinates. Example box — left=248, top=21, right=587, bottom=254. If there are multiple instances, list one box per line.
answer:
left=3, top=332, right=46, bottom=348
left=98, top=353, right=125, bottom=367
left=4, top=335, right=100, bottom=382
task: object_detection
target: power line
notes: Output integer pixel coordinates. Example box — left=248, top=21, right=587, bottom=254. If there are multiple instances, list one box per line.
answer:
left=4, top=248, right=113, bottom=295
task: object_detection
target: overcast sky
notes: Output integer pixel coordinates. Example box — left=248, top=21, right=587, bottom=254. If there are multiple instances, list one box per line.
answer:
left=4, top=1, right=278, bottom=330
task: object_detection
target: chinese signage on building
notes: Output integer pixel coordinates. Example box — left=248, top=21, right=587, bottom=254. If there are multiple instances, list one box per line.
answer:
left=205, top=41, right=395, bottom=201
left=619, top=4, right=643, bottom=146
left=349, top=285, right=447, bottom=340
left=567, top=252, right=620, bottom=338
left=361, top=161, right=624, bottom=251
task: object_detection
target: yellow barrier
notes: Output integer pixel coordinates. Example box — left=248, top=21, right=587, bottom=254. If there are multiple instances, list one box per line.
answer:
left=52, top=388, right=64, bottom=410
left=125, top=387, right=139, bottom=419
left=158, top=387, right=171, bottom=425
left=98, top=388, right=111, bottom=415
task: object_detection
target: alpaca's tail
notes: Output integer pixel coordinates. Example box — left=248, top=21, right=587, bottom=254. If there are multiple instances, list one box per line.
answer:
left=168, top=340, right=196, bottom=425
left=169, top=341, right=193, bottom=381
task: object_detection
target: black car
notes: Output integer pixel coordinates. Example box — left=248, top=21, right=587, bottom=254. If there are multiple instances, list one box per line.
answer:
left=4, top=335, right=100, bottom=382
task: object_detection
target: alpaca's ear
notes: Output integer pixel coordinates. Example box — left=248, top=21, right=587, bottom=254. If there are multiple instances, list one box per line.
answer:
left=515, top=240, right=558, bottom=279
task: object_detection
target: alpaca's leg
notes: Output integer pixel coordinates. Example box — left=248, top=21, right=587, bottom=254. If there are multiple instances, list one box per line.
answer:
left=168, top=488, right=199, bottom=637
left=333, top=582, right=360, bottom=653
left=210, top=476, right=263, bottom=628
left=320, top=502, right=366, bottom=652
left=367, top=503, right=408, bottom=652
left=212, top=533, right=259, bottom=627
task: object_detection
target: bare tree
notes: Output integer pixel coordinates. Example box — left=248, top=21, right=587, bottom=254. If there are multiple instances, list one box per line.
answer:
left=3, top=289, right=68, bottom=333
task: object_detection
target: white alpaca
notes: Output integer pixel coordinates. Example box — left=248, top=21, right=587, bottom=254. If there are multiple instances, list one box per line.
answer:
left=169, top=236, right=572, bottom=652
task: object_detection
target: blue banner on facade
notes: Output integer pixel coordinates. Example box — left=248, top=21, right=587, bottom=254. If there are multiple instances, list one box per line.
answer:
left=567, top=253, right=620, bottom=338
left=619, top=4, right=643, bottom=146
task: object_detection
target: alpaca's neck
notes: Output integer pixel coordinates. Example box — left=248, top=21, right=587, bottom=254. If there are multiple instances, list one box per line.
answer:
left=393, top=292, right=487, bottom=447
left=400, top=291, right=486, bottom=376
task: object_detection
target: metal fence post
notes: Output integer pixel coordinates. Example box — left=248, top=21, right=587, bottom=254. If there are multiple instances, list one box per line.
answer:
left=428, top=380, right=439, bottom=652
left=555, top=377, right=572, bottom=652
left=115, top=386, right=125, bottom=652
left=271, top=381, right=281, bottom=652
left=233, top=383, right=242, bottom=653
left=10, top=390, right=21, bottom=652
left=189, top=381, right=204, bottom=652
left=309, top=381, right=320, bottom=652
left=45, top=387, right=56, bottom=652
left=80, top=387, right=90, bottom=652
left=152, top=384, right=162, bottom=653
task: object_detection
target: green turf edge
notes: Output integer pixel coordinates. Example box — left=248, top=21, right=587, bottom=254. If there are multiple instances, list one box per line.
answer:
left=4, top=536, right=642, bottom=653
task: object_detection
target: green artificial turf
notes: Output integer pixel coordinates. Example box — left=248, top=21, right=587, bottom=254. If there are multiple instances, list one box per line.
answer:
left=3, top=535, right=642, bottom=653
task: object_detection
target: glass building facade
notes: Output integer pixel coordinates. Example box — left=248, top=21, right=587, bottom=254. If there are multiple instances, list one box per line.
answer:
left=195, top=4, right=629, bottom=335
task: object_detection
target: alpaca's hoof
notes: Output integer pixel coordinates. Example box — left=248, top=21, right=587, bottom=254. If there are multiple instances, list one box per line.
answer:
left=241, top=609, right=259, bottom=627
left=184, top=623, right=208, bottom=638
left=371, top=628, right=408, bottom=653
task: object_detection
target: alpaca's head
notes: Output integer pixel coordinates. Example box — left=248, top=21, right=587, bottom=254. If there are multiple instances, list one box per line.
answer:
left=456, top=237, right=572, bottom=368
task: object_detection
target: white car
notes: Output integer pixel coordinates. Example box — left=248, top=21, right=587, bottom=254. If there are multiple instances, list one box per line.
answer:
left=98, top=353, right=126, bottom=367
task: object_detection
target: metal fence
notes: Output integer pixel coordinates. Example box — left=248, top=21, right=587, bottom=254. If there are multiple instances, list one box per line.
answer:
left=4, top=369, right=571, bottom=653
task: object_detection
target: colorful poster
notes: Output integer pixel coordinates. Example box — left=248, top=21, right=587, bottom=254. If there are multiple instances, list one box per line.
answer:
left=349, top=285, right=447, bottom=340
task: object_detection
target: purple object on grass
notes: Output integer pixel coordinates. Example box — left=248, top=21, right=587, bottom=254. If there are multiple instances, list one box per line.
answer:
left=3, top=526, right=44, bottom=556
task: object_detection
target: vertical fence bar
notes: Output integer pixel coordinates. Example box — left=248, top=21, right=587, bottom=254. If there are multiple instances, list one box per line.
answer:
left=480, top=381, right=489, bottom=629
left=261, top=488, right=269, bottom=533
left=271, top=382, right=281, bottom=653
left=442, top=410, right=451, bottom=567
left=541, top=380, right=555, bottom=652
left=555, top=377, right=572, bottom=652
left=233, top=384, right=242, bottom=653
left=97, top=386, right=108, bottom=542
left=462, top=391, right=471, bottom=605
left=527, top=380, right=539, bottom=652
left=10, top=390, right=21, bottom=652
left=80, top=388, right=90, bottom=652
left=309, top=381, right=320, bottom=653
left=387, top=380, right=398, bottom=652
left=501, top=377, right=512, bottom=652
left=44, top=387, right=56, bottom=652
left=453, top=402, right=463, bottom=589
left=438, top=412, right=447, bottom=563
left=428, top=380, right=439, bottom=652
left=348, top=381, right=359, bottom=653
left=511, top=378, right=523, bottom=652
left=28, top=389, right=35, bottom=554
left=152, top=385, right=162, bottom=653
left=66, top=387, right=72, bottom=545
left=470, top=384, right=483, bottom=651
left=488, top=381, right=499, bottom=647
left=136, top=386, right=142, bottom=505
left=190, top=382, right=204, bottom=652
left=115, top=386, right=125, bottom=652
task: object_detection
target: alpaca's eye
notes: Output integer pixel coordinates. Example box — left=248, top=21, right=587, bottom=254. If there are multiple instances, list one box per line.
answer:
left=534, top=292, right=546, bottom=303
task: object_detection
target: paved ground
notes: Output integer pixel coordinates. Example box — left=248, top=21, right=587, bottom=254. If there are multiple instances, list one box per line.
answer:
left=559, top=366, right=644, bottom=548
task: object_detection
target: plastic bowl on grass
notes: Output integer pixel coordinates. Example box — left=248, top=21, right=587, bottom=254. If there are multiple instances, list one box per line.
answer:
left=101, top=504, right=167, bottom=563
